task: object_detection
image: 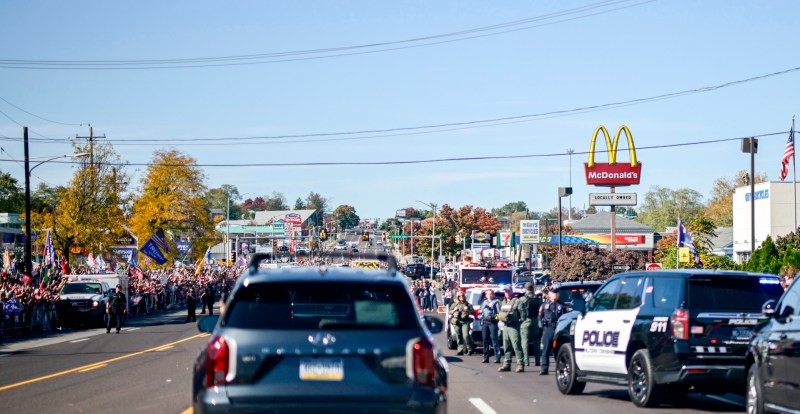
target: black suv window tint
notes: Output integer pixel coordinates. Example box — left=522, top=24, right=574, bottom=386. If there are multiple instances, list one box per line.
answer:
left=688, top=276, right=784, bottom=312
left=777, top=279, right=800, bottom=317
left=224, top=281, right=418, bottom=330
left=649, top=277, right=682, bottom=309
left=615, top=277, right=644, bottom=310
left=590, top=278, right=622, bottom=311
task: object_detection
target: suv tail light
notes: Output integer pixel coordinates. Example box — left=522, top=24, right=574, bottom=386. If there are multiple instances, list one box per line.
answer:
left=671, top=309, right=689, bottom=340
left=474, top=309, right=481, bottom=321
left=411, top=338, right=437, bottom=388
left=205, top=336, right=229, bottom=387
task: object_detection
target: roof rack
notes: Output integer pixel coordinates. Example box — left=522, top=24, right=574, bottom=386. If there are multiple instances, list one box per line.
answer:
left=248, top=251, right=398, bottom=276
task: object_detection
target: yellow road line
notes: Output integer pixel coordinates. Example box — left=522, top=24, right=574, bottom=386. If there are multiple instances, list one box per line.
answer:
left=0, top=333, right=209, bottom=392
left=155, top=345, right=174, bottom=351
left=77, top=364, right=107, bottom=373
left=180, top=407, right=193, bottom=414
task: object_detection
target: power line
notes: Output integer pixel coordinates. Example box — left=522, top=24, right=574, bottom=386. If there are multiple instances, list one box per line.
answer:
left=0, top=0, right=653, bottom=70
left=0, top=130, right=787, bottom=168
left=0, top=95, right=84, bottom=126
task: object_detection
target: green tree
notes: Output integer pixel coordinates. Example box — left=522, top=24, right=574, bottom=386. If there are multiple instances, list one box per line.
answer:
left=304, top=191, right=328, bottom=225
left=0, top=168, right=24, bottom=213
left=129, top=149, right=214, bottom=264
left=743, top=236, right=781, bottom=274
left=30, top=182, right=64, bottom=213
left=205, top=185, right=242, bottom=220
left=550, top=244, right=646, bottom=281
left=491, top=201, right=527, bottom=217
left=332, top=205, right=360, bottom=229
left=688, top=216, right=717, bottom=253
left=294, top=197, right=306, bottom=210
left=637, top=186, right=704, bottom=232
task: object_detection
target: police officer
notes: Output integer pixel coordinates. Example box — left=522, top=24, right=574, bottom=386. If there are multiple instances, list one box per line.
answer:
left=106, top=284, right=127, bottom=334
left=480, top=289, right=501, bottom=363
left=202, top=282, right=216, bottom=316
left=538, top=285, right=567, bottom=375
left=498, top=285, right=525, bottom=373
left=186, top=287, right=197, bottom=323
left=519, top=282, right=543, bottom=367
left=450, top=291, right=474, bottom=356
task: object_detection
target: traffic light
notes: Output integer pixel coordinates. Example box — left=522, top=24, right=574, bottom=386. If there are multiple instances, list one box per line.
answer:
left=229, top=249, right=236, bottom=265
left=362, top=231, right=369, bottom=242
left=382, top=232, right=387, bottom=241
left=456, top=234, right=462, bottom=243
left=319, top=228, right=328, bottom=241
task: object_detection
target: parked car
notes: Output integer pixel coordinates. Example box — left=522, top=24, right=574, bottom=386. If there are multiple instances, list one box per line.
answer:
left=193, top=254, right=448, bottom=414
left=746, top=276, right=800, bottom=414
left=553, top=270, right=784, bottom=408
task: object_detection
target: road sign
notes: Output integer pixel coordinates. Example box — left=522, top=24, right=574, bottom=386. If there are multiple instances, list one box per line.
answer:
left=520, top=220, right=540, bottom=244
left=589, top=193, right=638, bottom=206
left=646, top=262, right=663, bottom=271
left=612, top=264, right=631, bottom=272
left=498, top=231, right=513, bottom=247
left=389, top=235, right=410, bottom=239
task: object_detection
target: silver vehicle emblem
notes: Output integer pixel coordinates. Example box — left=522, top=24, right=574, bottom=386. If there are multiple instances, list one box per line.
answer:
left=308, top=333, right=337, bottom=347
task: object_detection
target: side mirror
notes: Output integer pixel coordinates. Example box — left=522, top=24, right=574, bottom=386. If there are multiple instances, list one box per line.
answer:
left=424, top=316, right=444, bottom=334
left=762, top=299, right=777, bottom=318
left=197, top=315, right=220, bottom=333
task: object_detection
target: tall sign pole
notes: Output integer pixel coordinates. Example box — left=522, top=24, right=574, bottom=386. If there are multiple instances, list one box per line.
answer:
left=793, top=115, right=797, bottom=231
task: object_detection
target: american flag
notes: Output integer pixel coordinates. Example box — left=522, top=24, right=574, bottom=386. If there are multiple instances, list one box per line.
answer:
left=130, top=264, right=146, bottom=280
left=151, top=228, right=170, bottom=253
left=780, top=126, right=795, bottom=181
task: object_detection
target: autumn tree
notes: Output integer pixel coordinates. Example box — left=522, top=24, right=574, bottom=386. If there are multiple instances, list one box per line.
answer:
left=413, top=204, right=502, bottom=259
left=0, top=168, right=24, bottom=213
left=35, top=141, right=129, bottom=263
left=129, top=149, right=214, bottom=264
left=705, top=170, right=768, bottom=227
left=550, top=244, right=646, bottom=281
left=332, top=205, right=360, bottom=229
left=637, top=186, right=704, bottom=232
left=304, top=191, right=329, bottom=225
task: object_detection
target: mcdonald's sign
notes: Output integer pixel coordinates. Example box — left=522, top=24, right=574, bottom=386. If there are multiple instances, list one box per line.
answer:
left=584, top=125, right=642, bottom=186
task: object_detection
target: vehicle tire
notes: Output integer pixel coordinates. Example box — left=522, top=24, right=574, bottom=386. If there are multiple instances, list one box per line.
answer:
left=627, top=349, right=664, bottom=408
left=555, top=344, right=585, bottom=395
left=746, top=363, right=765, bottom=414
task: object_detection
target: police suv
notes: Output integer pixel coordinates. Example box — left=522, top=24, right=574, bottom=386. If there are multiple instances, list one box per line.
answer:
left=552, top=270, right=784, bottom=408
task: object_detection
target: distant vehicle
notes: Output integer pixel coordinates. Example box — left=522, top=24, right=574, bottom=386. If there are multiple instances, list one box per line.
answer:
left=295, top=246, right=309, bottom=255
left=334, top=240, right=347, bottom=251
left=456, top=254, right=514, bottom=292
left=554, top=270, right=784, bottom=408
left=192, top=254, right=448, bottom=413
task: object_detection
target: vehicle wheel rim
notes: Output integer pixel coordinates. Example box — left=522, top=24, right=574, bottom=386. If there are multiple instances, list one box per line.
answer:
left=556, top=353, right=570, bottom=387
left=630, top=358, right=647, bottom=402
left=746, top=371, right=757, bottom=414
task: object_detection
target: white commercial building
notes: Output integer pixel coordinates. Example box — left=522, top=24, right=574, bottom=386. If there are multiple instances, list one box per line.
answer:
left=733, top=181, right=800, bottom=263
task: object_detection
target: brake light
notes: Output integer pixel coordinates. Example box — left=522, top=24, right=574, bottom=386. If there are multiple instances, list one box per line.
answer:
left=412, top=339, right=437, bottom=388
left=205, top=336, right=229, bottom=387
left=671, top=309, right=689, bottom=340
left=474, top=309, right=481, bottom=320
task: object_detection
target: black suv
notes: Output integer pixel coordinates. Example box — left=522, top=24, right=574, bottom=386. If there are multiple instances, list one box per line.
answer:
left=746, top=277, right=800, bottom=414
left=193, top=253, right=447, bottom=414
left=553, top=270, right=784, bottom=407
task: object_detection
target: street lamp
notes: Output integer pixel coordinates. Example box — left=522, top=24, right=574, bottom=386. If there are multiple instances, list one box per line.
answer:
left=23, top=140, right=89, bottom=277
left=741, top=137, right=758, bottom=256
left=416, top=201, right=437, bottom=279
left=557, top=187, right=572, bottom=253
left=226, top=192, right=253, bottom=266
left=567, top=148, right=575, bottom=223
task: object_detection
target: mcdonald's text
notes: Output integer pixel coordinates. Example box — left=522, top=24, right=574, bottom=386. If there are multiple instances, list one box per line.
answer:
left=584, top=162, right=642, bottom=186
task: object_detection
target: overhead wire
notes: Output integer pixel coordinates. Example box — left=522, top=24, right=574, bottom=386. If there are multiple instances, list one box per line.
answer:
left=0, top=95, right=84, bottom=126
left=0, top=0, right=654, bottom=70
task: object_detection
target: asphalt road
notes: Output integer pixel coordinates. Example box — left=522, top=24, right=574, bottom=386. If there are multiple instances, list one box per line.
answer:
left=0, top=305, right=747, bottom=414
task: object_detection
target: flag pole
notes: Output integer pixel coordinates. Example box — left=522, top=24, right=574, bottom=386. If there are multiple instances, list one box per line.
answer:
left=793, top=115, right=797, bottom=231
left=676, top=217, right=681, bottom=269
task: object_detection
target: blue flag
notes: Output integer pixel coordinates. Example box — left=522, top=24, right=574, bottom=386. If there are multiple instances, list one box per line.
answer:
left=141, top=239, right=168, bottom=265
left=678, top=219, right=702, bottom=267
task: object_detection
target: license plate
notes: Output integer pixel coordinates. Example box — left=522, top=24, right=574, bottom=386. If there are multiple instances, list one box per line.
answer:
left=299, top=358, right=344, bottom=381
left=732, top=328, right=753, bottom=341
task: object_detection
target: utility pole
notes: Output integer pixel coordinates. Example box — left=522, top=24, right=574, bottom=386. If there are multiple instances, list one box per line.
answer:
left=76, top=125, right=106, bottom=194
left=23, top=127, right=32, bottom=277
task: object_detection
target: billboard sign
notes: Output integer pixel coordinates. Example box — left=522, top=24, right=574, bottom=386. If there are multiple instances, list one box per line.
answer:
left=520, top=220, right=540, bottom=244
left=471, top=231, right=491, bottom=243
left=284, top=213, right=303, bottom=227
left=584, top=125, right=642, bottom=186
left=498, top=231, right=513, bottom=247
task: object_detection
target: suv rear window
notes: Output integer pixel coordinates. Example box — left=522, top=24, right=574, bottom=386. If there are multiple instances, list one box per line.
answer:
left=224, top=281, right=418, bottom=330
left=688, top=276, right=784, bottom=311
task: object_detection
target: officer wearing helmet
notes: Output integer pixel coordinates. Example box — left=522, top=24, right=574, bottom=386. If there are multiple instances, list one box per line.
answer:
left=538, top=283, right=567, bottom=375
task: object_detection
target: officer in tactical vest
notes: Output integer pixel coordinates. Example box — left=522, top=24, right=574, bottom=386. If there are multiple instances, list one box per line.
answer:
left=106, top=284, right=127, bottom=334
left=538, top=285, right=567, bottom=374
left=480, top=289, right=501, bottom=363
left=498, top=285, right=525, bottom=373
left=450, top=291, right=475, bottom=355
left=518, top=282, right=543, bottom=367
left=186, top=287, right=197, bottom=323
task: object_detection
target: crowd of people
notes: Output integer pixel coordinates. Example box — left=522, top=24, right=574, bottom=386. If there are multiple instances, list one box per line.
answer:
left=0, top=262, right=246, bottom=342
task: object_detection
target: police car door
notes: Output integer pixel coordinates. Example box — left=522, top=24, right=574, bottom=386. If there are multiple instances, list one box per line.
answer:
left=574, top=276, right=642, bottom=374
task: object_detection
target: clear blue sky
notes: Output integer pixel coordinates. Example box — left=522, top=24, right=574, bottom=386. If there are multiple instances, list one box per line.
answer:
left=1, top=1, right=798, bottom=220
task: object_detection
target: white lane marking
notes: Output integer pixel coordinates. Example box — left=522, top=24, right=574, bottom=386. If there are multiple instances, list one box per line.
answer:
left=706, top=394, right=745, bottom=407
left=69, top=338, right=89, bottom=343
left=0, top=354, right=9, bottom=357
left=469, top=398, right=497, bottom=414
left=124, top=327, right=140, bottom=331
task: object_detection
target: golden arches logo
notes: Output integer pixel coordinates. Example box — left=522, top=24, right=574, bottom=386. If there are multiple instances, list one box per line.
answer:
left=584, top=125, right=642, bottom=187
left=587, top=125, right=638, bottom=168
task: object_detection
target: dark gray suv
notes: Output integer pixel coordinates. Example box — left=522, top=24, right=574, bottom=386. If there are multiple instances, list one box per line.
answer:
left=192, top=253, right=448, bottom=414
